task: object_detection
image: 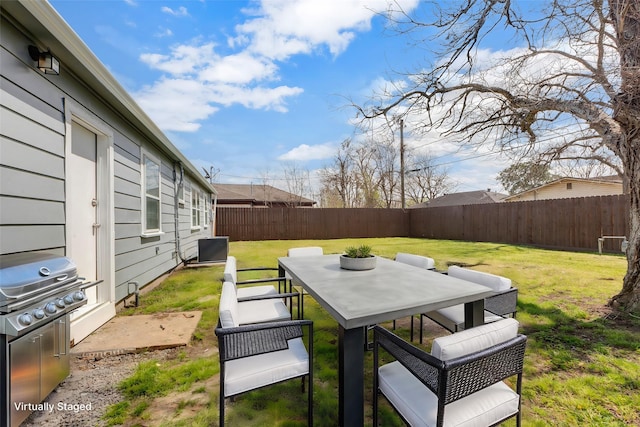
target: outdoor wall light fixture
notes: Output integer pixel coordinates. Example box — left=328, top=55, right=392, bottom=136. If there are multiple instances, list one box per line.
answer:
left=28, top=45, right=59, bottom=75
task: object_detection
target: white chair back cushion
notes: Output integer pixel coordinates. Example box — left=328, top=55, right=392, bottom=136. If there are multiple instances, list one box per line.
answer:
left=431, top=318, right=519, bottom=361
left=287, top=247, right=323, bottom=257
left=448, top=265, right=511, bottom=292
left=223, top=256, right=237, bottom=283
left=219, top=282, right=239, bottom=328
left=395, top=252, right=435, bottom=270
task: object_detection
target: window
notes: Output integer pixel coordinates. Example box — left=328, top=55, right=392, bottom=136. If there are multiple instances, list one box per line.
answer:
left=192, top=188, right=201, bottom=229
left=142, top=151, right=162, bottom=235
left=566, top=183, right=573, bottom=190
left=204, top=193, right=210, bottom=228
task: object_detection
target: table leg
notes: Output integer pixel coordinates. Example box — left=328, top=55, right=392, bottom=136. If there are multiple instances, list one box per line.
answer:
left=338, top=325, right=364, bottom=426
left=464, top=299, right=485, bottom=329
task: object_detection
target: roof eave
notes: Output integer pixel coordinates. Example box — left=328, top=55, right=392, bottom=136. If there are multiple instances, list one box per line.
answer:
left=7, top=0, right=212, bottom=193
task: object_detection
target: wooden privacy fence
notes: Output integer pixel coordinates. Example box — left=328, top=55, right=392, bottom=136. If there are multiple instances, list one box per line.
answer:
left=216, top=194, right=629, bottom=253
left=216, top=208, right=410, bottom=241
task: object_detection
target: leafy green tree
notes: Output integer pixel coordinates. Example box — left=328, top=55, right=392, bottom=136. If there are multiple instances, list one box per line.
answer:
left=498, top=162, right=557, bottom=195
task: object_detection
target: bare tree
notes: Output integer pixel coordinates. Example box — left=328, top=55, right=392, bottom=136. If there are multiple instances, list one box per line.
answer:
left=319, top=139, right=359, bottom=208
left=405, top=152, right=456, bottom=205
left=281, top=162, right=312, bottom=207
left=357, top=0, right=640, bottom=312
left=372, top=138, right=401, bottom=208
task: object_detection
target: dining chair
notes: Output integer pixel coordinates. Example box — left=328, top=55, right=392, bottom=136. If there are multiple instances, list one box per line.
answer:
left=219, top=281, right=294, bottom=325
left=393, top=252, right=436, bottom=341
left=216, top=306, right=314, bottom=426
left=420, top=265, right=518, bottom=343
left=224, top=256, right=301, bottom=318
left=286, top=246, right=323, bottom=319
left=373, top=318, right=526, bottom=427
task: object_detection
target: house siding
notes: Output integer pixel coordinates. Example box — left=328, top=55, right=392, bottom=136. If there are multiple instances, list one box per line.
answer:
left=1, top=5, right=212, bottom=312
left=506, top=180, right=623, bottom=202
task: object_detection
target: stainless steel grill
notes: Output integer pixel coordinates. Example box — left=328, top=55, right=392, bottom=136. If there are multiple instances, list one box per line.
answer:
left=0, top=252, right=98, bottom=427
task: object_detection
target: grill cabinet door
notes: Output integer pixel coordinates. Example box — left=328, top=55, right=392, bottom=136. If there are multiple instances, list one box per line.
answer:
left=41, top=315, right=70, bottom=400
left=10, top=330, right=41, bottom=427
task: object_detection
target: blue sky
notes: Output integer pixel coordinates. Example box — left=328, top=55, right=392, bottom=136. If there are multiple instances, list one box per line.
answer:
left=50, top=0, right=514, bottom=197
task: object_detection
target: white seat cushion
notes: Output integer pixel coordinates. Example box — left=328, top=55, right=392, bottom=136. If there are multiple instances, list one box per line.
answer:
left=426, top=305, right=506, bottom=332
left=395, top=252, right=435, bottom=270
left=223, top=256, right=278, bottom=298
left=448, top=266, right=511, bottom=292
left=431, top=318, right=519, bottom=361
left=224, top=337, right=309, bottom=397
left=379, top=361, right=520, bottom=427
left=237, top=298, right=291, bottom=324
left=219, top=281, right=289, bottom=326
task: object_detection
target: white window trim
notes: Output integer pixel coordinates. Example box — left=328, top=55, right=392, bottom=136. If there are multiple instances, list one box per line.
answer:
left=191, top=186, right=201, bottom=230
left=141, top=149, right=164, bottom=237
left=204, top=194, right=210, bottom=229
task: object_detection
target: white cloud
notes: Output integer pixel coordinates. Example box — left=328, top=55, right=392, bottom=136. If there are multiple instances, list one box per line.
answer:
left=135, top=0, right=421, bottom=133
left=236, top=0, right=419, bottom=60
left=161, top=6, right=188, bottom=17
left=198, top=52, right=279, bottom=84
left=134, top=77, right=218, bottom=132
left=278, top=143, right=336, bottom=161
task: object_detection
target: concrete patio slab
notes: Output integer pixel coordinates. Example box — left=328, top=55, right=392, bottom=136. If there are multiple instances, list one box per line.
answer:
left=70, top=311, right=202, bottom=357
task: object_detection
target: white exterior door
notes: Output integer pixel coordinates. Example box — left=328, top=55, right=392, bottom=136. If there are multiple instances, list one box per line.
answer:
left=67, top=123, right=98, bottom=289
left=66, top=118, right=115, bottom=345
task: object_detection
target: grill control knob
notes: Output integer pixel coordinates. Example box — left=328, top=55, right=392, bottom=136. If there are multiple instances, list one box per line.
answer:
left=73, top=290, right=86, bottom=301
left=33, top=308, right=45, bottom=319
left=18, top=313, right=33, bottom=326
left=55, top=298, right=65, bottom=308
left=64, top=294, right=74, bottom=304
left=45, top=302, right=58, bottom=314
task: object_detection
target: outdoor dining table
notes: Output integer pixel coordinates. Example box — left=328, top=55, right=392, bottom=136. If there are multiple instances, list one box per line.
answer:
left=278, top=254, right=495, bottom=427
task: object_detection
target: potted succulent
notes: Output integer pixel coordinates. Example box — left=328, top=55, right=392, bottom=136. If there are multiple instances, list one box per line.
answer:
left=339, top=244, right=377, bottom=270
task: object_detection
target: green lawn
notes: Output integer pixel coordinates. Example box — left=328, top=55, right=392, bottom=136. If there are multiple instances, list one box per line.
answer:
left=106, top=238, right=639, bottom=426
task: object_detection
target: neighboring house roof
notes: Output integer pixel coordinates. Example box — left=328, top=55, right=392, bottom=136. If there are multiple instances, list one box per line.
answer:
left=214, top=184, right=315, bottom=207
left=3, top=1, right=213, bottom=194
left=409, top=190, right=507, bottom=208
left=503, top=176, right=624, bottom=202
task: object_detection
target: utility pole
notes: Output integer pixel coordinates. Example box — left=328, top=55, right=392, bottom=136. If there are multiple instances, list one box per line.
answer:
left=399, top=118, right=406, bottom=209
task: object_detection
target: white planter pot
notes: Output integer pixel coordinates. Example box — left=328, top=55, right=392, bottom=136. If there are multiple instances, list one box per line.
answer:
left=339, top=255, right=377, bottom=271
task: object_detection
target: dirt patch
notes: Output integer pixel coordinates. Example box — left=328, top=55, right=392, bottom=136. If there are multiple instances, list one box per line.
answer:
left=21, top=348, right=181, bottom=426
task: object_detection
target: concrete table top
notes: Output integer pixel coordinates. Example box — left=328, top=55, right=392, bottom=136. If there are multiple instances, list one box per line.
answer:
left=278, top=254, right=493, bottom=329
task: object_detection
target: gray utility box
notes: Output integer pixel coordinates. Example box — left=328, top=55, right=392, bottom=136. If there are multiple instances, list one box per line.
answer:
left=198, top=237, right=229, bottom=263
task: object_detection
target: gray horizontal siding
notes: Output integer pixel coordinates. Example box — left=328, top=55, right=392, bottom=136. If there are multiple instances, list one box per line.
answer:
left=0, top=225, right=65, bottom=253
left=0, top=135, right=64, bottom=180
left=1, top=105, right=65, bottom=154
left=0, top=166, right=65, bottom=201
left=0, top=196, right=64, bottom=224
left=2, top=13, right=213, bottom=303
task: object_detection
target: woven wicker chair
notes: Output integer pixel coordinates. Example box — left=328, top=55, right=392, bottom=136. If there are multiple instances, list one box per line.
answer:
left=373, top=318, right=526, bottom=427
left=216, top=319, right=313, bottom=426
left=420, top=266, right=518, bottom=342
left=393, top=253, right=436, bottom=341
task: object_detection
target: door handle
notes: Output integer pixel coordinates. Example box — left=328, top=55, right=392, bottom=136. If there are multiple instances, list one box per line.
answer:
left=92, top=223, right=101, bottom=235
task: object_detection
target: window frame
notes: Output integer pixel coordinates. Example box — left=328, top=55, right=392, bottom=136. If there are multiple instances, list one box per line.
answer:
left=191, top=186, right=201, bottom=230
left=141, top=149, right=163, bottom=237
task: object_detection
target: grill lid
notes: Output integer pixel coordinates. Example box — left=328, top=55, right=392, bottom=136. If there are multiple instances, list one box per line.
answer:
left=0, top=253, right=78, bottom=303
